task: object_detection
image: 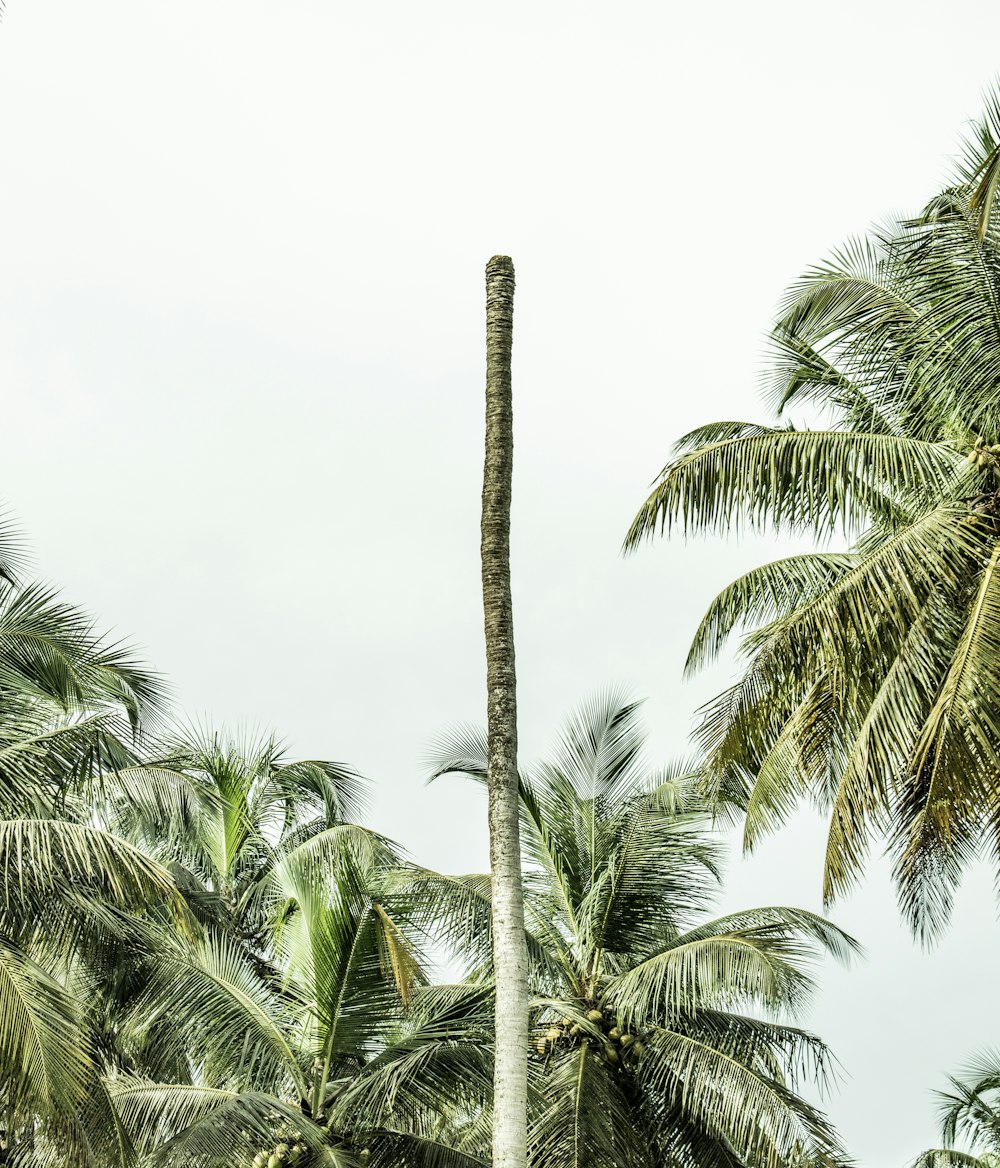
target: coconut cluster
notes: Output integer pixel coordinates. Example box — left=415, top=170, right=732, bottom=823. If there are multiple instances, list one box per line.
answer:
left=251, top=1141, right=307, bottom=1168
left=534, top=1008, right=646, bottom=1068
left=968, top=439, right=1000, bottom=468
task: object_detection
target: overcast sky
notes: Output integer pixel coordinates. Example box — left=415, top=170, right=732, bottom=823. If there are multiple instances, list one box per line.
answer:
left=3, top=3, right=1000, bottom=1164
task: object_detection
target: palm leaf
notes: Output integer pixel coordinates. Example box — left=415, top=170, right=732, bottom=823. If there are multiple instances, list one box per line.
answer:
left=625, top=428, right=957, bottom=546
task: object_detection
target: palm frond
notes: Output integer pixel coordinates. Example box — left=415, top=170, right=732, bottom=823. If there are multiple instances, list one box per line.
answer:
left=125, top=932, right=306, bottom=1096
left=0, top=818, right=184, bottom=924
left=892, top=543, right=1000, bottom=941
left=0, top=937, right=91, bottom=1124
left=625, top=427, right=958, bottom=547
left=911, top=1151, right=1000, bottom=1168
left=528, top=1042, right=649, bottom=1168
left=108, top=1080, right=328, bottom=1167
left=605, top=908, right=857, bottom=1026
left=685, top=553, right=855, bottom=674
left=637, top=1028, right=845, bottom=1168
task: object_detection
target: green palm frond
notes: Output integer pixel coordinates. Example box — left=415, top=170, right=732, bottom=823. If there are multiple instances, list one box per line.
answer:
left=605, top=908, right=856, bottom=1026
left=15, top=1070, right=139, bottom=1168
left=529, top=1042, right=649, bottom=1168
left=275, top=822, right=398, bottom=893
left=625, top=85, right=1000, bottom=932
left=270, top=831, right=424, bottom=1088
left=957, top=87, right=1000, bottom=240
left=637, top=1029, right=845, bottom=1168
left=889, top=543, right=1000, bottom=940
left=0, top=582, right=165, bottom=730
left=428, top=728, right=584, bottom=936
left=103, top=764, right=220, bottom=845
left=0, top=509, right=28, bottom=587
left=429, top=694, right=851, bottom=1168
left=673, top=1008, right=839, bottom=1095
left=625, top=428, right=958, bottom=547
left=385, top=866, right=566, bottom=983
left=268, top=758, right=369, bottom=826
left=385, top=868, right=496, bottom=972
left=685, top=553, right=856, bottom=674
left=933, top=1052, right=1000, bottom=1150
left=108, top=1081, right=329, bottom=1167
left=819, top=593, right=950, bottom=904
left=0, top=818, right=184, bottom=927
left=125, top=932, right=306, bottom=1096
left=334, top=983, right=493, bottom=1136
left=740, top=501, right=976, bottom=680
left=0, top=936, right=91, bottom=1124
left=764, top=325, right=893, bottom=434
left=577, top=792, right=721, bottom=963
left=540, top=690, right=647, bottom=805
left=910, top=1049, right=1000, bottom=1168
left=912, top=1152, right=1000, bottom=1168
left=0, top=709, right=126, bottom=818
left=363, top=1129, right=489, bottom=1168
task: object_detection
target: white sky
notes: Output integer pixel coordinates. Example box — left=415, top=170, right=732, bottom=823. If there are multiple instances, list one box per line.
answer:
left=2, top=3, right=999, bottom=1164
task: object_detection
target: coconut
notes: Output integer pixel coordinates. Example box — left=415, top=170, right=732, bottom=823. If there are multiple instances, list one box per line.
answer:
left=587, top=1009, right=603, bottom=1023
left=268, top=1156, right=281, bottom=1168
left=604, top=1045, right=619, bottom=1063
left=569, top=1024, right=582, bottom=1036
left=608, top=1027, right=621, bottom=1041
left=620, top=1033, right=635, bottom=1047
left=253, top=1155, right=266, bottom=1168
left=545, top=1027, right=561, bottom=1041
left=970, top=450, right=980, bottom=463
left=632, top=1041, right=646, bottom=1057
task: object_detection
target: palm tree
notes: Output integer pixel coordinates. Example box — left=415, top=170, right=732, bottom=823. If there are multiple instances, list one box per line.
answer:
left=0, top=519, right=491, bottom=1167
left=105, top=815, right=493, bottom=1168
left=626, top=88, right=1000, bottom=940
left=75, top=726, right=371, bottom=1086
left=0, top=816, right=185, bottom=1167
left=71, top=718, right=490, bottom=1167
left=481, top=254, right=528, bottom=1168
left=911, top=1053, right=1000, bottom=1168
left=0, top=524, right=185, bottom=1165
left=425, top=692, right=857, bottom=1168
left=4, top=722, right=491, bottom=1168
left=107, top=726, right=366, bottom=949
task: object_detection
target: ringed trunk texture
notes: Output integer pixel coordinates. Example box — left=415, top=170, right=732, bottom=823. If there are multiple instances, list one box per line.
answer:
left=482, top=254, right=528, bottom=1168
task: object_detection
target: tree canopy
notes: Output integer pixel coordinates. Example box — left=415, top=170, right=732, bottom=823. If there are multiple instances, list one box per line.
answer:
left=627, top=87, right=1000, bottom=942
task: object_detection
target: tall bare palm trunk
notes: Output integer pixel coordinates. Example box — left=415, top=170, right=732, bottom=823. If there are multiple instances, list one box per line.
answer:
left=482, top=254, right=528, bottom=1168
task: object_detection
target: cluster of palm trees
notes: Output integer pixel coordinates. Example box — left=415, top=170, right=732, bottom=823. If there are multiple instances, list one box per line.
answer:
left=8, top=84, right=1000, bottom=1168
left=0, top=506, right=858, bottom=1168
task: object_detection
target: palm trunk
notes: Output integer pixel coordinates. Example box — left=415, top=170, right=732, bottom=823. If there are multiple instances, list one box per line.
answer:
left=482, top=254, right=528, bottom=1168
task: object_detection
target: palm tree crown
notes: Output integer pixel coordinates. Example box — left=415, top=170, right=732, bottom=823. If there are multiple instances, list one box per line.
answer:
left=627, top=89, right=1000, bottom=940
left=428, top=692, right=858, bottom=1168
left=89, top=734, right=493, bottom=1168
left=912, top=1053, right=1000, bottom=1168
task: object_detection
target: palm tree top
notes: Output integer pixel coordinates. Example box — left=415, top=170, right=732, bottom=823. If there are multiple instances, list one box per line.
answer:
left=624, top=85, right=1000, bottom=942
left=425, top=692, right=859, bottom=1168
